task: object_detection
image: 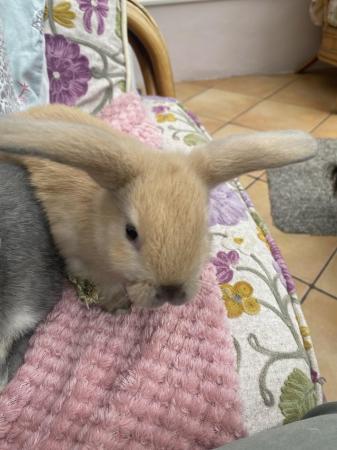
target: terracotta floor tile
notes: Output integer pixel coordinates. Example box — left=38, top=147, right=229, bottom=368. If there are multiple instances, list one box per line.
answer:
left=212, top=123, right=257, bottom=138
left=316, top=251, right=337, bottom=298
left=175, top=82, right=207, bottom=102
left=249, top=170, right=265, bottom=178
left=207, top=74, right=295, bottom=98
left=302, top=290, right=337, bottom=400
left=234, top=100, right=329, bottom=132
left=312, top=115, right=337, bottom=138
left=238, top=175, right=256, bottom=189
left=260, top=172, right=268, bottom=181
left=293, top=279, right=310, bottom=301
left=197, top=115, right=225, bottom=134
left=184, top=89, right=259, bottom=122
left=246, top=181, right=337, bottom=283
left=270, top=73, right=337, bottom=112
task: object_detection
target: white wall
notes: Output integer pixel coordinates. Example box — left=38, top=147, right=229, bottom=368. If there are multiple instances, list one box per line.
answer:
left=142, top=0, right=322, bottom=81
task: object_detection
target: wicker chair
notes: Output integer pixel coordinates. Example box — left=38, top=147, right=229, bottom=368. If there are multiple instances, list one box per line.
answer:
left=127, top=0, right=175, bottom=97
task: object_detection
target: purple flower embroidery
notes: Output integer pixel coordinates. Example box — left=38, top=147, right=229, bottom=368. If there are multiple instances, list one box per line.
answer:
left=209, top=184, right=248, bottom=226
left=267, top=234, right=296, bottom=295
left=46, top=34, right=91, bottom=105
left=310, top=369, right=319, bottom=384
left=78, top=0, right=109, bottom=35
left=239, top=189, right=254, bottom=209
left=212, top=250, right=240, bottom=283
left=152, top=105, right=169, bottom=114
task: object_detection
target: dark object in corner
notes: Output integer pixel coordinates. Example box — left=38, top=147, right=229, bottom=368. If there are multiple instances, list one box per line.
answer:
left=330, top=164, right=337, bottom=196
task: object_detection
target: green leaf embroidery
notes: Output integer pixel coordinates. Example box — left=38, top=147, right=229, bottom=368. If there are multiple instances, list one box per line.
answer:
left=183, top=133, right=208, bottom=147
left=117, top=80, right=126, bottom=92
left=115, top=6, right=122, bottom=39
left=279, top=368, right=317, bottom=424
left=250, top=210, right=265, bottom=229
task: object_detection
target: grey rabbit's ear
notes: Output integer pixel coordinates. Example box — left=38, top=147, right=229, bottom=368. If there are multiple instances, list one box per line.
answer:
left=188, top=130, right=318, bottom=187
left=0, top=117, right=151, bottom=189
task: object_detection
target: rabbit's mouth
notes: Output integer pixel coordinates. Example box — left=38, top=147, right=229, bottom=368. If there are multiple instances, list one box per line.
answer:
left=125, top=281, right=192, bottom=309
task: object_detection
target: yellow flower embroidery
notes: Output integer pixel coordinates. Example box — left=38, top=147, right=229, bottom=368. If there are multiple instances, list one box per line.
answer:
left=233, top=237, right=244, bottom=245
left=156, top=113, right=176, bottom=123
left=44, top=2, right=76, bottom=28
left=257, top=227, right=269, bottom=248
left=299, top=326, right=310, bottom=337
left=303, top=340, right=313, bottom=351
left=221, top=281, right=261, bottom=318
left=299, top=325, right=313, bottom=350
left=243, top=296, right=261, bottom=315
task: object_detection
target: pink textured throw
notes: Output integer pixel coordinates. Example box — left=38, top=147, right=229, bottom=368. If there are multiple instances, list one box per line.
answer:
left=98, top=92, right=162, bottom=149
left=0, top=94, right=245, bottom=449
left=0, top=266, right=244, bottom=450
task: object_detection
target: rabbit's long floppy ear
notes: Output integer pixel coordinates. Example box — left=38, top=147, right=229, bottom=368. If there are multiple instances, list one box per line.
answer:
left=188, top=131, right=318, bottom=188
left=0, top=117, right=150, bottom=188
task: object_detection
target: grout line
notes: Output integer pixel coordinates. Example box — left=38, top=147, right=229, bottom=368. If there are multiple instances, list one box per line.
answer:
left=228, top=98, right=265, bottom=125
left=218, top=122, right=260, bottom=134
left=245, top=178, right=258, bottom=190
left=264, top=76, right=300, bottom=98
left=257, top=172, right=267, bottom=182
left=296, top=278, right=337, bottom=301
left=245, top=179, right=257, bottom=189
left=311, top=285, right=337, bottom=301
left=301, top=286, right=312, bottom=304
left=293, top=275, right=310, bottom=285
left=230, top=77, right=301, bottom=125
left=210, top=120, right=231, bottom=135
left=177, top=86, right=210, bottom=103
left=181, top=74, right=332, bottom=132
left=311, top=247, right=337, bottom=285
left=309, top=113, right=331, bottom=134
left=301, top=247, right=337, bottom=303
left=182, top=75, right=312, bottom=133
left=301, top=285, right=337, bottom=304
left=183, top=77, right=299, bottom=129
left=301, top=289, right=311, bottom=304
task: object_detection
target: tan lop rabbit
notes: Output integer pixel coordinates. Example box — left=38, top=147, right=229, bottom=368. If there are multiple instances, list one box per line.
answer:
left=0, top=104, right=317, bottom=311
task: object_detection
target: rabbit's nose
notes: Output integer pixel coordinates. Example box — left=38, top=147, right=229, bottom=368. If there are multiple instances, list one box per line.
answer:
left=157, top=284, right=186, bottom=305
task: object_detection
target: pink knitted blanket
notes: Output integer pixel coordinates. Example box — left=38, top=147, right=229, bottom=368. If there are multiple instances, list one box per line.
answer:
left=0, top=94, right=245, bottom=450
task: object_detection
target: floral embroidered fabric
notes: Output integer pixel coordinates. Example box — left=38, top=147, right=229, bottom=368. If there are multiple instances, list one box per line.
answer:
left=44, top=0, right=130, bottom=113
left=142, top=95, right=324, bottom=434
left=0, top=27, right=20, bottom=115
left=0, top=0, right=48, bottom=109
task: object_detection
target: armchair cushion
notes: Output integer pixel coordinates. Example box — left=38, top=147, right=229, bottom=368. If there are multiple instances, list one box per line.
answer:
left=44, top=0, right=131, bottom=113
left=142, top=95, right=324, bottom=435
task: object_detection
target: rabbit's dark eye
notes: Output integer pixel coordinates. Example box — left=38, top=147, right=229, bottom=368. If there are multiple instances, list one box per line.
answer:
left=126, top=223, right=138, bottom=241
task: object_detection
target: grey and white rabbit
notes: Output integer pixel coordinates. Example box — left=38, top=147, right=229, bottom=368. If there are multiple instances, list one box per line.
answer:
left=0, top=162, right=64, bottom=391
